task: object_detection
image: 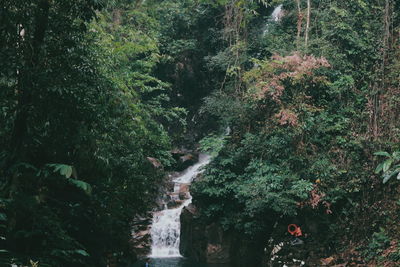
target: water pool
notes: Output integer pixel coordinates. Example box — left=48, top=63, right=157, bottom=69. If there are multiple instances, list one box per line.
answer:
left=131, top=257, right=232, bottom=267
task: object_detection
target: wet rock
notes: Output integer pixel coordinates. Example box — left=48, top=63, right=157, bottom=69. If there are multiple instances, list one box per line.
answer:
left=180, top=206, right=207, bottom=261
left=178, top=183, right=190, bottom=200
left=179, top=207, right=232, bottom=264
left=185, top=203, right=197, bottom=214
left=320, top=256, right=335, bottom=265
left=155, top=196, right=166, bottom=210
left=179, top=192, right=187, bottom=200
left=180, top=154, right=195, bottom=163
left=178, top=154, right=197, bottom=170
left=166, top=201, right=176, bottom=209
left=165, top=179, right=175, bottom=192
left=205, top=223, right=231, bottom=263
left=162, top=194, right=172, bottom=203
left=180, top=204, right=266, bottom=266
left=171, top=148, right=198, bottom=171
left=179, top=183, right=190, bottom=193
left=146, top=157, right=163, bottom=168
left=167, top=199, right=185, bottom=209
left=132, top=215, right=152, bottom=227
left=131, top=213, right=153, bottom=258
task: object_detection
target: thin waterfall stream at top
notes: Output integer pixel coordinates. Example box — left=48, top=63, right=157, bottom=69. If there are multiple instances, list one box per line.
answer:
left=149, top=154, right=211, bottom=258
left=263, top=4, right=283, bottom=35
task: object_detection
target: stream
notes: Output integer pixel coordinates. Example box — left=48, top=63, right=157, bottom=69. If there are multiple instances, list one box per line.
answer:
left=138, top=154, right=231, bottom=267
left=131, top=5, right=285, bottom=266
left=132, top=258, right=231, bottom=267
left=150, top=154, right=211, bottom=258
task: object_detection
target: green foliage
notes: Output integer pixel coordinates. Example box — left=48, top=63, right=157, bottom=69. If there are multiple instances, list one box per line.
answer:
left=50, top=164, right=73, bottom=179
left=44, top=164, right=92, bottom=195
left=1, top=0, right=400, bottom=265
left=0, top=1, right=183, bottom=266
left=193, top=1, right=400, bottom=258
left=194, top=43, right=344, bottom=237
left=199, top=134, right=228, bottom=157
left=375, top=151, right=400, bottom=184
left=237, top=159, right=313, bottom=216
left=388, top=246, right=400, bottom=262
left=360, top=228, right=390, bottom=261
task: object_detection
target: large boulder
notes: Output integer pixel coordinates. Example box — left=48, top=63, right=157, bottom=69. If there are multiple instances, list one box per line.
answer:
left=205, top=223, right=231, bottom=263
left=171, top=148, right=198, bottom=171
left=131, top=214, right=153, bottom=257
left=166, top=199, right=185, bottom=209
left=180, top=205, right=207, bottom=261
left=178, top=183, right=190, bottom=200
left=179, top=204, right=266, bottom=266
left=179, top=183, right=190, bottom=194
left=179, top=205, right=231, bottom=264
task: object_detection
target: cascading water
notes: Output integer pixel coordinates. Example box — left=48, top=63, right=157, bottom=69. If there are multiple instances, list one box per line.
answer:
left=149, top=205, right=188, bottom=257
left=271, top=4, right=283, bottom=22
left=263, top=4, right=283, bottom=35
left=149, top=154, right=211, bottom=258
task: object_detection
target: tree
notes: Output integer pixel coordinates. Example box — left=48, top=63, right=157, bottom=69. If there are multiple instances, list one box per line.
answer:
left=305, top=0, right=311, bottom=47
left=0, top=1, right=179, bottom=265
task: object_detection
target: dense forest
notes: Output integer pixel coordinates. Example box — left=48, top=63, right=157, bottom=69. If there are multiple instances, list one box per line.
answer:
left=1, top=0, right=400, bottom=266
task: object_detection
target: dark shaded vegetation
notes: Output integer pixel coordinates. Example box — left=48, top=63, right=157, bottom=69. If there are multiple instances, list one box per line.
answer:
left=191, top=0, right=400, bottom=265
left=1, top=0, right=400, bottom=266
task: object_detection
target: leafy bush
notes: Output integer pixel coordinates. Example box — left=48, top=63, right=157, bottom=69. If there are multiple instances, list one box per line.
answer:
left=361, top=228, right=390, bottom=261
left=375, top=151, right=400, bottom=184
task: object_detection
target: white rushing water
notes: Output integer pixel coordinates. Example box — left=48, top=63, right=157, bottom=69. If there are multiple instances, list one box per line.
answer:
left=150, top=154, right=211, bottom=258
left=263, top=4, right=283, bottom=35
left=271, top=4, right=283, bottom=22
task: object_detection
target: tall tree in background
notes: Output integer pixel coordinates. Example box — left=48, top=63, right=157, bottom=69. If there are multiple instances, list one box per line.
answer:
left=305, top=0, right=311, bottom=47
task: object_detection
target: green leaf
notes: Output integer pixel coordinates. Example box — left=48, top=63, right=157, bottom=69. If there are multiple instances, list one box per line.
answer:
left=0, top=213, right=6, bottom=221
left=383, top=159, right=393, bottom=173
left=375, top=162, right=384, bottom=174
left=48, top=164, right=73, bottom=178
left=382, top=169, right=399, bottom=184
left=374, top=151, right=391, bottom=157
left=392, top=151, right=400, bottom=159
left=68, top=179, right=92, bottom=195
left=60, top=165, right=73, bottom=178
left=74, top=249, right=90, bottom=257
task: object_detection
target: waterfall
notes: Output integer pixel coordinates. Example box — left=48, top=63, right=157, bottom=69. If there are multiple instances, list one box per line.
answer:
left=263, top=4, right=283, bottom=35
left=149, top=154, right=211, bottom=258
left=149, top=204, right=188, bottom=258
left=271, top=4, right=283, bottom=22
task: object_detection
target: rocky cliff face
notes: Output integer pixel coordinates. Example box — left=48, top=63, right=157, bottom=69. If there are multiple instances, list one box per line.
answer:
left=179, top=204, right=265, bottom=266
left=131, top=214, right=153, bottom=257
left=179, top=204, right=207, bottom=261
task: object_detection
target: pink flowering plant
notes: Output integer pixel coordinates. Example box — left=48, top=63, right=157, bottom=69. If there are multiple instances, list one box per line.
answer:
left=244, top=52, right=330, bottom=127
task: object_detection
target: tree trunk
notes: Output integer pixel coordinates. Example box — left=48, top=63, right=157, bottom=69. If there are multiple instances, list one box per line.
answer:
left=295, top=0, right=303, bottom=48
left=370, top=0, right=393, bottom=139
left=382, top=0, right=391, bottom=72
left=3, top=0, right=50, bottom=197
left=112, top=9, right=122, bottom=26
left=305, top=0, right=311, bottom=47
